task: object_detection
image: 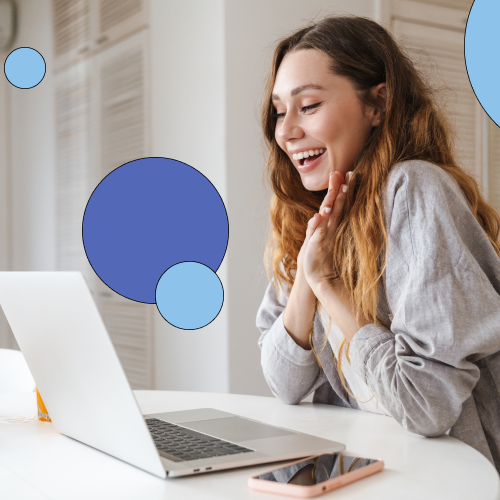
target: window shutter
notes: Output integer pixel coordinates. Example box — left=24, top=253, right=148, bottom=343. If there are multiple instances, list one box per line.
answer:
left=99, top=293, right=155, bottom=389
left=55, top=60, right=95, bottom=285
left=96, top=0, right=148, bottom=50
left=94, top=30, right=153, bottom=389
left=391, top=1, right=482, bottom=183
left=488, top=121, right=500, bottom=213
left=99, top=45, right=146, bottom=177
left=54, top=18, right=153, bottom=388
left=99, top=0, right=143, bottom=33
left=53, top=0, right=91, bottom=57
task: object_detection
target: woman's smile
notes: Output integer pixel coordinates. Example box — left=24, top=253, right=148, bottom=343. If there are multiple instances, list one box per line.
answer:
left=296, top=149, right=327, bottom=173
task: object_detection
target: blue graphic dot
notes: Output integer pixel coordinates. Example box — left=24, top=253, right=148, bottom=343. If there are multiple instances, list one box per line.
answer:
left=4, top=47, right=46, bottom=89
left=465, top=0, right=500, bottom=126
left=82, top=157, right=228, bottom=305
left=156, top=262, right=223, bottom=329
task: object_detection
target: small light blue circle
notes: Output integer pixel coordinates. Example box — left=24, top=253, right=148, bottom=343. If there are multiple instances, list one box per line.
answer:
left=156, top=262, right=224, bottom=330
left=4, top=47, right=46, bottom=89
left=465, top=0, right=500, bottom=126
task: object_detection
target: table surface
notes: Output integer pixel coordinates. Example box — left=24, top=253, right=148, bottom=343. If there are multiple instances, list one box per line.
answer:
left=0, top=390, right=498, bottom=500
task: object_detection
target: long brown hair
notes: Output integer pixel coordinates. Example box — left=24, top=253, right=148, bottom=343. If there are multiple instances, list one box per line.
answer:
left=261, top=14, right=500, bottom=395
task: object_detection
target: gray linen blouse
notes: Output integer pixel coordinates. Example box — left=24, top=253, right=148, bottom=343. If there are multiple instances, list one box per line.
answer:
left=256, top=159, right=500, bottom=474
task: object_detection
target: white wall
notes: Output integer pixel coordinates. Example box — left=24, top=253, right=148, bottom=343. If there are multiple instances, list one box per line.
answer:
left=149, top=0, right=229, bottom=393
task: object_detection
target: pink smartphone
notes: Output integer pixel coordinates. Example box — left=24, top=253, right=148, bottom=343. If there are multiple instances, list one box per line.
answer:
left=248, top=453, right=384, bottom=498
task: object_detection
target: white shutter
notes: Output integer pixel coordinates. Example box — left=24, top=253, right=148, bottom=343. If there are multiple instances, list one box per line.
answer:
left=100, top=0, right=143, bottom=32
left=96, top=0, right=148, bottom=50
left=55, top=59, right=96, bottom=286
left=53, top=0, right=148, bottom=70
left=53, top=0, right=93, bottom=70
left=98, top=30, right=147, bottom=177
left=54, top=17, right=153, bottom=388
left=488, top=121, right=500, bottom=212
left=391, top=1, right=483, bottom=183
left=99, top=292, right=155, bottom=389
left=93, top=30, right=153, bottom=389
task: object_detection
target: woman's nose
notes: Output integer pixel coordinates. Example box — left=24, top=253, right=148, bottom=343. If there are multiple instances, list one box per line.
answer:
left=277, top=112, right=303, bottom=142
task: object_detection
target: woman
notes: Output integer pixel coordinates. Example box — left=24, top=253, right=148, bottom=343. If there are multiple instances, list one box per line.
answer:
left=256, top=15, right=500, bottom=473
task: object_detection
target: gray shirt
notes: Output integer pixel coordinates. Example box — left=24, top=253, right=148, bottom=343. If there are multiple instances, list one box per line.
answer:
left=257, top=159, right=500, bottom=474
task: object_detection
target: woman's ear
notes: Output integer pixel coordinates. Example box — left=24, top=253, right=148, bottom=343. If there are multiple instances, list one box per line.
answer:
left=367, top=83, right=387, bottom=126
left=374, top=83, right=387, bottom=116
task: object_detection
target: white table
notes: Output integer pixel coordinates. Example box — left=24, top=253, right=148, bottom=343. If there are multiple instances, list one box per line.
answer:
left=0, top=390, right=498, bottom=500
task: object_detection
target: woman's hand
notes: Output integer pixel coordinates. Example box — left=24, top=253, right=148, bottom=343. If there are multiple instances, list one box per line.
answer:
left=297, top=171, right=346, bottom=275
left=302, top=170, right=349, bottom=293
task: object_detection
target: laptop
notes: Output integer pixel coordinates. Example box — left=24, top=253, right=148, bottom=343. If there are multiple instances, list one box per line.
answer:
left=0, top=272, right=345, bottom=478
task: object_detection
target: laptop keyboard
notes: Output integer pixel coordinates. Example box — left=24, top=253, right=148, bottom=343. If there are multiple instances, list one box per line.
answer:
left=146, top=418, right=254, bottom=462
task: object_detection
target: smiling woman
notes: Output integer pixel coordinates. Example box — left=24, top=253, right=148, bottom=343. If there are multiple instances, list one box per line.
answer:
left=256, top=14, right=500, bottom=475
left=270, top=49, right=386, bottom=190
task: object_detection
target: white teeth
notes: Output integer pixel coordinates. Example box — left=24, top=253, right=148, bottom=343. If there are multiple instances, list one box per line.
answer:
left=292, top=148, right=325, bottom=161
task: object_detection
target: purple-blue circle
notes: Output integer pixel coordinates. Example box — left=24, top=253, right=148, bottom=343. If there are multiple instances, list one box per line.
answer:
left=82, top=157, right=228, bottom=303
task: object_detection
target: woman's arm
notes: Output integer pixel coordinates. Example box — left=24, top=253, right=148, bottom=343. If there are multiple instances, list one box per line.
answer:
left=257, top=274, right=328, bottom=405
left=347, top=162, right=500, bottom=437
left=258, top=172, right=348, bottom=404
left=282, top=263, right=317, bottom=350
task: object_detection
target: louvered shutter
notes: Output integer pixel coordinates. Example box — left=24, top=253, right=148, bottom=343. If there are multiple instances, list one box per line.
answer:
left=488, top=122, right=500, bottom=212
left=96, top=0, right=148, bottom=49
left=391, top=1, right=482, bottom=183
left=99, top=292, right=155, bottom=389
left=92, top=30, right=153, bottom=390
left=99, top=40, right=147, bottom=176
left=53, top=0, right=92, bottom=69
left=53, top=0, right=148, bottom=68
left=55, top=60, right=96, bottom=286
left=100, top=0, right=143, bottom=32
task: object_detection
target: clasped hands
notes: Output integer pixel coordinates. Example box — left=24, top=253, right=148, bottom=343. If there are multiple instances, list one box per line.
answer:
left=302, top=170, right=350, bottom=293
left=301, top=170, right=371, bottom=341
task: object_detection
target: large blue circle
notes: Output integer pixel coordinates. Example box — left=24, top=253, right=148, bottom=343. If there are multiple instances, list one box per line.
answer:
left=82, top=158, right=228, bottom=303
left=156, top=262, right=224, bottom=330
left=4, top=47, right=46, bottom=89
left=465, top=0, right=500, bottom=126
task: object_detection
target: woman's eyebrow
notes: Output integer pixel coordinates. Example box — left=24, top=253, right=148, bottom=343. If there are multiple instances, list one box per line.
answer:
left=271, top=84, right=326, bottom=102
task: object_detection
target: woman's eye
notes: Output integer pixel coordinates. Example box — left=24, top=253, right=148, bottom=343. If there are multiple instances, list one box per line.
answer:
left=272, top=102, right=322, bottom=120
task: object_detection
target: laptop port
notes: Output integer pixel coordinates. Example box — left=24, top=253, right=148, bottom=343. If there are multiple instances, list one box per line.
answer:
left=193, top=469, right=200, bottom=472
left=206, top=467, right=212, bottom=470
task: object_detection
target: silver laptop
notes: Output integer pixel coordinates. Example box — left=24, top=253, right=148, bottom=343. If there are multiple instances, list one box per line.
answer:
left=0, top=272, right=344, bottom=478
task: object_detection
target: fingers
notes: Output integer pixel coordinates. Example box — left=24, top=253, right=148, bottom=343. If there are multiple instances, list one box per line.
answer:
left=319, top=172, right=341, bottom=216
left=309, top=170, right=352, bottom=238
left=326, top=179, right=349, bottom=234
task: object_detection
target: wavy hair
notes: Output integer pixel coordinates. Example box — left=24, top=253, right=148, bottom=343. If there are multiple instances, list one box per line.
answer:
left=261, top=15, right=500, bottom=398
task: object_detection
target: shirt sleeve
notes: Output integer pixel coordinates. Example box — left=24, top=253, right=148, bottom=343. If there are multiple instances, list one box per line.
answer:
left=349, top=163, right=500, bottom=437
left=256, top=274, right=329, bottom=405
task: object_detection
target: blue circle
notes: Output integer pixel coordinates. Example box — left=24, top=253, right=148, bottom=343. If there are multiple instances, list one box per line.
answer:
left=156, top=262, right=224, bottom=329
left=4, top=47, right=46, bottom=89
left=82, top=157, right=229, bottom=304
left=465, top=0, right=500, bottom=126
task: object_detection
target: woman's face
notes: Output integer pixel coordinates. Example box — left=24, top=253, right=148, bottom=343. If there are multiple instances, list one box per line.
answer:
left=272, top=49, right=386, bottom=191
